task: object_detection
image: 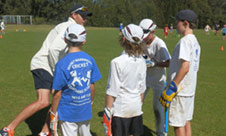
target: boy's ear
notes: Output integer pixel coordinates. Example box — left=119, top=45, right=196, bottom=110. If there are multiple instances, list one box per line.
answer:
left=183, top=20, right=189, bottom=27
left=82, top=40, right=86, bottom=45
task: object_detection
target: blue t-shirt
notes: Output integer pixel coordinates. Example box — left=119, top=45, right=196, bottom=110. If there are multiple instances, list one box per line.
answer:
left=53, top=51, right=101, bottom=122
left=222, top=27, right=226, bottom=34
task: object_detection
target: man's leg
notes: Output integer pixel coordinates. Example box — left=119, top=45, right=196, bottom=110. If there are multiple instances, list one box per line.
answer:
left=153, top=89, right=164, bottom=136
left=7, top=89, right=50, bottom=130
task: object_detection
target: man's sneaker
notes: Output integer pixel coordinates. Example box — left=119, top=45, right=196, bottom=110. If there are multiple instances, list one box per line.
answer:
left=38, top=132, right=51, bottom=136
left=0, top=127, right=14, bottom=136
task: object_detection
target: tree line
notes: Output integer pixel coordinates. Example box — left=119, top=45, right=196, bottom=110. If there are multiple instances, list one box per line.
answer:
left=0, top=0, right=225, bottom=28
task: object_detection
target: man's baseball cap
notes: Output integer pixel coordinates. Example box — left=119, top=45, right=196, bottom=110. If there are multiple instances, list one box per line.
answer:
left=64, top=24, right=86, bottom=43
left=176, top=9, right=197, bottom=23
left=70, top=5, right=92, bottom=16
left=139, top=19, right=157, bottom=39
left=122, top=24, right=144, bottom=44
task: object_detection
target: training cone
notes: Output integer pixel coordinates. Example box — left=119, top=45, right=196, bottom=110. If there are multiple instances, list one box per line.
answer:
left=220, top=45, right=224, bottom=51
left=0, top=35, right=2, bottom=39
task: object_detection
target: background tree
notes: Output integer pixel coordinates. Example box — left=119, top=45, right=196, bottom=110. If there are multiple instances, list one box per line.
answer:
left=0, top=0, right=225, bottom=28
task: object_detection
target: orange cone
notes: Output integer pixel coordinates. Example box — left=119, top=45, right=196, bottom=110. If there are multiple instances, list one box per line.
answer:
left=220, top=45, right=224, bottom=51
left=0, top=35, right=2, bottom=39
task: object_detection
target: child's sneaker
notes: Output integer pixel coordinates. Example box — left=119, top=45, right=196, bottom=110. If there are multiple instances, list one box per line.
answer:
left=38, top=132, right=51, bottom=136
left=0, top=127, right=14, bottom=136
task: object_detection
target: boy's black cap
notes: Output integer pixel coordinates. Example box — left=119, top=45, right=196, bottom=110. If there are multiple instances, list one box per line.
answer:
left=176, top=9, right=197, bottom=23
left=70, top=4, right=92, bottom=16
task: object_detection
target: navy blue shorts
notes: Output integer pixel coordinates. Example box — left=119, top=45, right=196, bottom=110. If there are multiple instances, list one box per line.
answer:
left=112, top=115, right=143, bottom=136
left=31, top=69, right=53, bottom=90
left=223, top=33, right=226, bottom=36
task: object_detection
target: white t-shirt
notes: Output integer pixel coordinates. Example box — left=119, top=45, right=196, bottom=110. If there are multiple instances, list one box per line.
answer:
left=106, top=53, right=146, bottom=118
left=167, top=34, right=201, bottom=96
left=1, top=21, right=5, bottom=30
left=145, top=36, right=171, bottom=90
left=30, top=17, right=77, bottom=76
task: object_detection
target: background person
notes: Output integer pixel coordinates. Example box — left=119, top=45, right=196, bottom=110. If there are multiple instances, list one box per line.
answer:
left=0, top=4, right=92, bottom=136
left=214, top=23, right=220, bottom=35
left=159, top=9, right=201, bottom=136
left=170, top=24, right=173, bottom=33
left=0, top=19, right=5, bottom=34
left=50, top=23, right=101, bottom=136
left=139, top=18, right=171, bottom=136
left=204, top=24, right=211, bottom=35
left=222, top=24, right=226, bottom=40
left=164, top=24, right=169, bottom=39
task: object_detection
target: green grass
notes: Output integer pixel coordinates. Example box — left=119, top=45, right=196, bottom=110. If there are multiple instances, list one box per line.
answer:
left=0, top=25, right=226, bottom=136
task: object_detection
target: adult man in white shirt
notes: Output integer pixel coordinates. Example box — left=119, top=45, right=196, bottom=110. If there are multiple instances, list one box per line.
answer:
left=139, top=19, right=171, bottom=136
left=0, top=5, right=92, bottom=136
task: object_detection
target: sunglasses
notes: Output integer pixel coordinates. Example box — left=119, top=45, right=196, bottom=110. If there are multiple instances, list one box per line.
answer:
left=143, top=29, right=150, bottom=34
left=73, top=6, right=87, bottom=13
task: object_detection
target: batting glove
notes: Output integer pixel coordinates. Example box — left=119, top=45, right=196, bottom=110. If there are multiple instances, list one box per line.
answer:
left=103, top=107, right=113, bottom=136
left=49, top=110, right=58, bottom=136
left=146, top=60, right=156, bottom=67
left=143, top=55, right=155, bottom=67
left=159, top=81, right=178, bottom=108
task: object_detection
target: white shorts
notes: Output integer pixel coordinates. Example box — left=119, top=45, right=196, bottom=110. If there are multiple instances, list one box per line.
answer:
left=59, top=120, right=92, bottom=136
left=169, top=95, right=194, bottom=127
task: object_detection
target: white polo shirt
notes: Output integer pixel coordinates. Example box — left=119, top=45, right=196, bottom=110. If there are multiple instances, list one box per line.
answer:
left=106, top=53, right=146, bottom=118
left=146, top=36, right=171, bottom=90
left=167, top=34, right=201, bottom=96
left=30, top=17, right=77, bottom=76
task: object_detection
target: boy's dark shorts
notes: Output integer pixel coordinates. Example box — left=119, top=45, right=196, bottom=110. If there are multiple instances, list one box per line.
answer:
left=223, top=33, right=226, bottom=36
left=31, top=69, right=53, bottom=90
left=112, top=115, right=143, bottom=136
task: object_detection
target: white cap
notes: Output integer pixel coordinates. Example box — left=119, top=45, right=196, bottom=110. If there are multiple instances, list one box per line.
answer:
left=139, top=19, right=157, bottom=38
left=64, top=24, right=86, bottom=42
left=122, top=24, right=144, bottom=44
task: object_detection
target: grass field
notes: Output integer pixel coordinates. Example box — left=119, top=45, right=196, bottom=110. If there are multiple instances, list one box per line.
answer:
left=0, top=24, right=226, bottom=136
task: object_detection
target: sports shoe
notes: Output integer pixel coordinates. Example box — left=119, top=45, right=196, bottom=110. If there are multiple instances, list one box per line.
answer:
left=38, top=132, right=51, bottom=136
left=0, top=127, right=14, bottom=136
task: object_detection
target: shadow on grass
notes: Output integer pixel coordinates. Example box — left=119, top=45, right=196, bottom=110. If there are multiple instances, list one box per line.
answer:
left=25, top=105, right=51, bottom=136
left=98, top=111, right=155, bottom=136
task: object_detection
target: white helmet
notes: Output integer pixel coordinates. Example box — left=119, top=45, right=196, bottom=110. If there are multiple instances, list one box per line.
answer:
left=139, top=19, right=157, bottom=38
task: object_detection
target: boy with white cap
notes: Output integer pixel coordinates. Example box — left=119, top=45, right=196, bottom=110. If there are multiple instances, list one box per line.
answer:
left=103, top=24, right=146, bottom=136
left=50, top=23, right=101, bottom=136
left=139, top=19, right=171, bottom=136
left=159, top=9, right=201, bottom=136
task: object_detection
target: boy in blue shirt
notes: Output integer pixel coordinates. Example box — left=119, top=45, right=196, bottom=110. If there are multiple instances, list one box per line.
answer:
left=222, top=24, right=226, bottom=40
left=49, top=24, right=101, bottom=136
